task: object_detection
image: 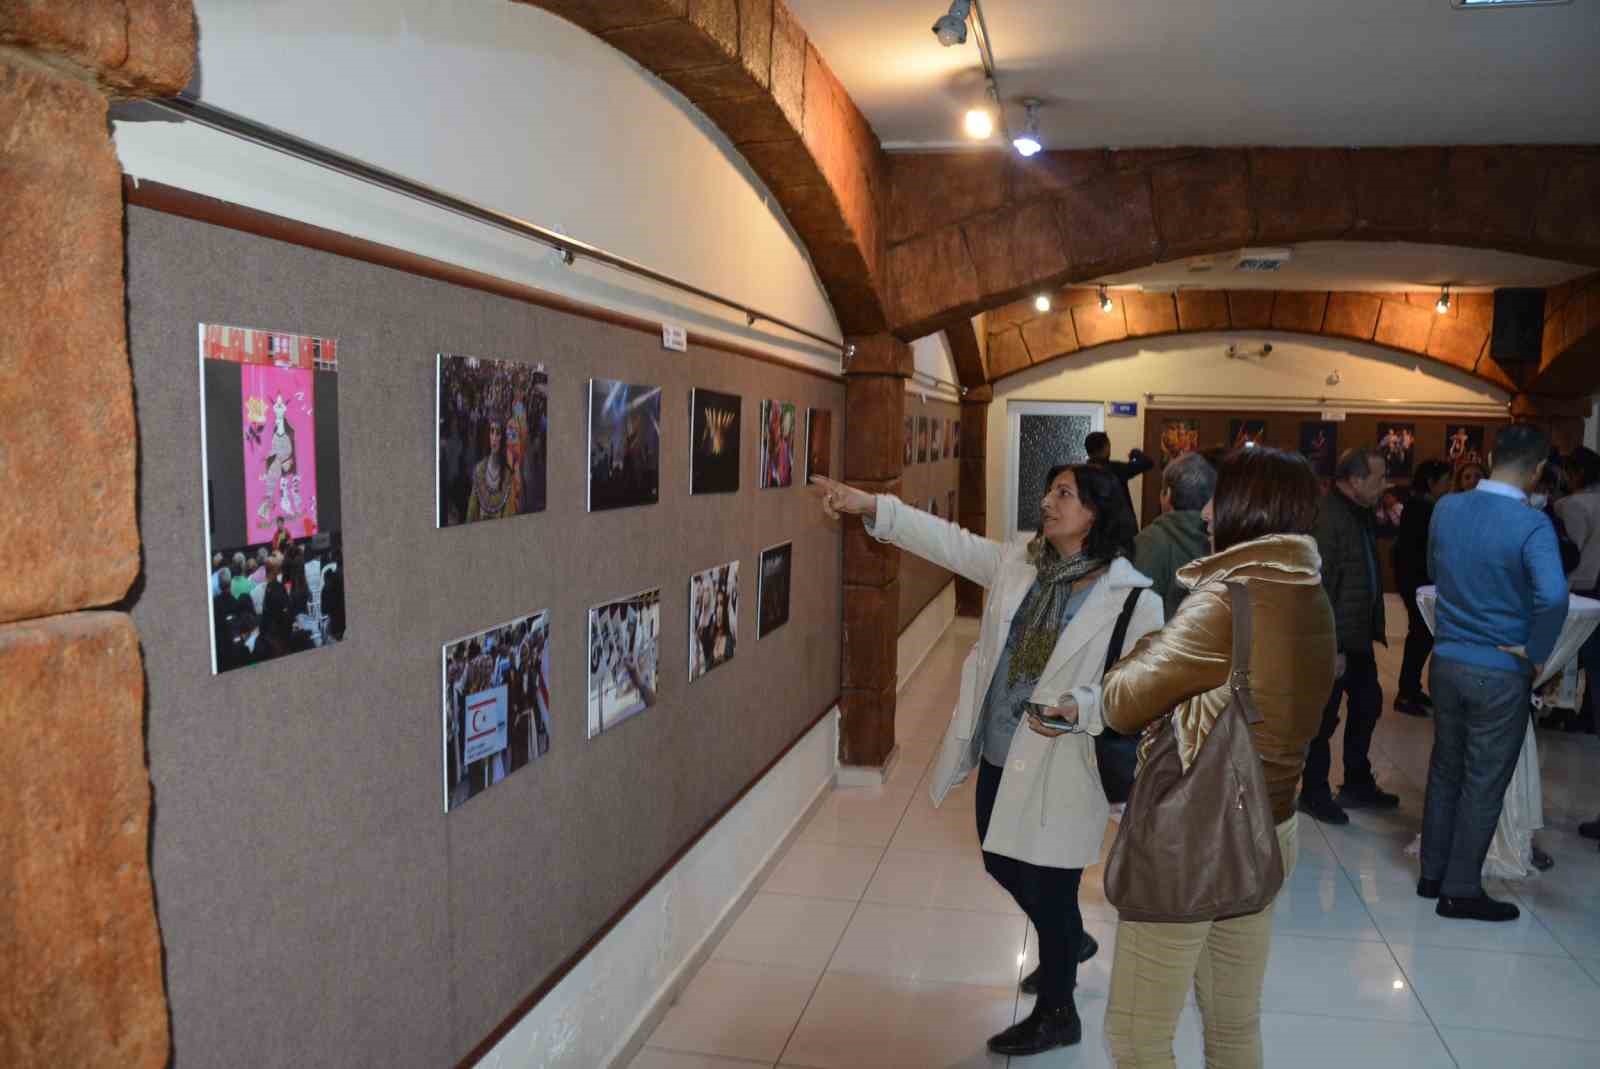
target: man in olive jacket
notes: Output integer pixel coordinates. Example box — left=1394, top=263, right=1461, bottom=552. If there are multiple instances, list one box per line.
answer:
left=1134, top=452, right=1217, bottom=619
left=1299, top=447, right=1397, bottom=825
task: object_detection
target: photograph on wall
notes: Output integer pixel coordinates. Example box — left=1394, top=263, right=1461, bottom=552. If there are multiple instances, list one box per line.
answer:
left=945, top=419, right=955, bottom=460
left=904, top=416, right=914, bottom=465
left=1377, top=422, right=1416, bottom=478
left=199, top=323, right=348, bottom=675
left=689, top=561, right=739, bottom=682
left=1445, top=424, right=1486, bottom=469
left=690, top=387, right=741, bottom=495
left=757, top=542, right=792, bottom=639
left=806, top=408, right=833, bottom=481
left=1227, top=419, right=1267, bottom=450
left=1160, top=419, right=1200, bottom=465
left=954, top=420, right=961, bottom=459
left=437, top=353, right=548, bottom=527
left=917, top=415, right=930, bottom=463
left=759, top=399, right=797, bottom=488
left=1015, top=412, right=1094, bottom=533
left=930, top=418, right=943, bottom=460
left=928, top=496, right=939, bottom=517
left=948, top=489, right=957, bottom=521
left=1376, top=484, right=1410, bottom=537
left=441, top=609, right=551, bottom=812
left=588, top=378, right=662, bottom=511
left=1298, top=421, right=1339, bottom=477
left=587, top=588, right=661, bottom=737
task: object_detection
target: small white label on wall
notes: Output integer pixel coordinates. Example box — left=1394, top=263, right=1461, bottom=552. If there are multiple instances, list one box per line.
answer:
left=661, top=323, right=688, bottom=352
left=1321, top=410, right=1347, bottom=422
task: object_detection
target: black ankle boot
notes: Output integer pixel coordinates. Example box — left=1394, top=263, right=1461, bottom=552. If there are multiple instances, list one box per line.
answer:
left=1018, top=934, right=1099, bottom=994
left=987, top=999, right=1082, bottom=1056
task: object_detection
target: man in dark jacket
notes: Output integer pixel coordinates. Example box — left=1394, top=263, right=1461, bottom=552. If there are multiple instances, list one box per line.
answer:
left=1133, top=452, right=1216, bottom=619
left=1086, top=431, right=1153, bottom=522
left=1300, top=447, right=1396, bottom=825
left=1393, top=460, right=1454, bottom=716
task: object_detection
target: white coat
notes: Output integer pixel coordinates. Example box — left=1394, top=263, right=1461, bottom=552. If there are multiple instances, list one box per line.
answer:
left=867, top=495, right=1164, bottom=870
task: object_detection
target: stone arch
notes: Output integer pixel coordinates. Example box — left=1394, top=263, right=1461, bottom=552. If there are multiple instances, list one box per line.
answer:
left=886, top=148, right=1600, bottom=345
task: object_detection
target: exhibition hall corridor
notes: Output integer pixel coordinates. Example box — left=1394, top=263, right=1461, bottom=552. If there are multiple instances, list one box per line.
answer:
left=631, top=605, right=1600, bottom=1069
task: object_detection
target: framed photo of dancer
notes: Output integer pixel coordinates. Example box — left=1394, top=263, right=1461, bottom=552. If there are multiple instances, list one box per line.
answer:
left=441, top=609, right=551, bottom=812
left=1227, top=419, right=1267, bottom=450
left=586, top=588, right=661, bottom=737
left=1160, top=419, right=1200, bottom=466
left=806, top=408, right=833, bottom=481
left=198, top=323, right=348, bottom=675
left=759, top=399, right=797, bottom=488
left=437, top=353, right=548, bottom=528
left=689, top=561, right=739, bottom=682
left=1445, top=424, right=1485, bottom=469
left=1376, top=422, right=1415, bottom=478
left=588, top=379, right=662, bottom=511
left=1298, top=421, right=1338, bottom=477
left=757, top=542, right=792, bottom=639
left=690, top=388, right=741, bottom=495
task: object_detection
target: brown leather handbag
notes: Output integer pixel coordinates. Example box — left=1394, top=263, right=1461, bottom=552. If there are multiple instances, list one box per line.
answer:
left=1104, top=582, right=1285, bottom=924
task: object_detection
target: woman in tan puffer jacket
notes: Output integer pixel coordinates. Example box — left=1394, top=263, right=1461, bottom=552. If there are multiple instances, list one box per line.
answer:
left=1064, top=446, right=1337, bottom=1069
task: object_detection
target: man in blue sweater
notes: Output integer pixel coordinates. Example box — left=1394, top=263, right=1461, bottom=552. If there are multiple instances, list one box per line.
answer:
left=1423, top=424, right=1569, bottom=921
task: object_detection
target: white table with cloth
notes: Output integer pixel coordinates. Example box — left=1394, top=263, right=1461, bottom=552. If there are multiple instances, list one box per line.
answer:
left=1408, top=587, right=1600, bottom=879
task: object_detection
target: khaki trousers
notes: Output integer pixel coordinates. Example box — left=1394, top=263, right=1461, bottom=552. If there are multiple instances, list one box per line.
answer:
left=1104, top=815, right=1299, bottom=1069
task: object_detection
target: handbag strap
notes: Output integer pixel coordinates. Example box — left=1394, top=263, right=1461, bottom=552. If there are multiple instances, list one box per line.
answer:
left=1104, top=587, right=1143, bottom=676
left=1225, top=580, right=1263, bottom=725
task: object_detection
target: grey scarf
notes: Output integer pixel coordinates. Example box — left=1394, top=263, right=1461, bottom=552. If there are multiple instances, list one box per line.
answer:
left=1008, top=537, right=1105, bottom=685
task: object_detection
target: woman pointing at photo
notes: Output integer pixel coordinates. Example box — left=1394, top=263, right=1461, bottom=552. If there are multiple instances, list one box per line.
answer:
left=810, top=468, right=1163, bottom=1057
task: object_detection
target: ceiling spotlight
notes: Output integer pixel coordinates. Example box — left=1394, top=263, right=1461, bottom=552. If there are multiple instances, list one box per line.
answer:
left=1098, top=285, right=1115, bottom=313
left=1013, top=99, right=1043, bottom=157
left=932, top=0, right=972, bottom=46
left=1034, top=293, right=1051, bottom=313
left=1435, top=285, right=1451, bottom=314
left=964, top=106, right=994, bottom=139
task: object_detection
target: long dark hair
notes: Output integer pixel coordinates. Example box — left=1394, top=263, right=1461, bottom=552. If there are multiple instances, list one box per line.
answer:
left=1210, top=447, right=1320, bottom=552
left=1042, top=463, right=1137, bottom=560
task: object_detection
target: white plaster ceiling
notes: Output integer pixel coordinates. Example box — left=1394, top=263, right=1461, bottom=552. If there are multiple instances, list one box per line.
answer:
left=1095, top=241, right=1595, bottom=292
left=787, top=0, right=1600, bottom=148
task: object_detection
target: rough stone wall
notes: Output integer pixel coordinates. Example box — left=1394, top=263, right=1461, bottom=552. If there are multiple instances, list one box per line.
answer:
left=0, top=3, right=195, bottom=1066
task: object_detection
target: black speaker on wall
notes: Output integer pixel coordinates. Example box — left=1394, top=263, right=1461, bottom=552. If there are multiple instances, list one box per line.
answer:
left=1490, top=288, right=1546, bottom=367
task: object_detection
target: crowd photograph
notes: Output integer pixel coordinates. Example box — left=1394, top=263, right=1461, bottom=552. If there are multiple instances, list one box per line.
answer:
left=441, top=610, right=551, bottom=812
left=688, top=561, right=739, bottom=682
left=587, top=588, right=661, bottom=736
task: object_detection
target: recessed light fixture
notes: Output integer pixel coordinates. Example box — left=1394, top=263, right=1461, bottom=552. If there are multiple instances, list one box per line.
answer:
left=1436, top=285, right=1451, bottom=314
left=932, top=0, right=972, bottom=46
left=964, top=107, right=994, bottom=139
left=1098, top=285, right=1114, bottom=313
left=1013, top=99, right=1042, bottom=157
left=1034, top=293, right=1051, bottom=313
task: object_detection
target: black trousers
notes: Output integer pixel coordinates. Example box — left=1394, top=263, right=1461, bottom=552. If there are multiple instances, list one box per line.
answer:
left=1302, top=648, right=1384, bottom=800
left=975, top=759, right=1084, bottom=1010
left=1398, top=589, right=1434, bottom=700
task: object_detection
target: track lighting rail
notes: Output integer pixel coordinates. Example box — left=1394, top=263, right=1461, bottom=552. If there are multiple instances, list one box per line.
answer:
left=142, top=95, right=848, bottom=358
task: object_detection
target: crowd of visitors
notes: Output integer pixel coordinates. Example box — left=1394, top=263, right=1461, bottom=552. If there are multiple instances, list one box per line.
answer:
left=208, top=533, right=346, bottom=671
left=809, top=420, right=1597, bottom=1065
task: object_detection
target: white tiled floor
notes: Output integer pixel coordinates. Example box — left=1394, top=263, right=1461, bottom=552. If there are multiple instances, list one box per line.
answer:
left=635, top=601, right=1600, bottom=1067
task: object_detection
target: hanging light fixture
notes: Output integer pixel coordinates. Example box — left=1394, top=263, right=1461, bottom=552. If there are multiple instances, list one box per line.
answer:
left=1034, top=293, right=1051, bottom=312
left=1013, top=99, right=1043, bottom=157
left=1435, top=285, right=1451, bottom=314
left=932, top=0, right=972, bottom=46
left=1098, top=285, right=1115, bottom=313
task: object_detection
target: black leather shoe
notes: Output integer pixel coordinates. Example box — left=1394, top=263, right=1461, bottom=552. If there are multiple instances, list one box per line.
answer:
left=987, top=1001, right=1082, bottom=1056
left=1337, top=782, right=1401, bottom=811
left=1018, top=934, right=1099, bottom=995
left=1417, top=877, right=1441, bottom=899
left=1394, top=698, right=1430, bottom=718
left=1437, top=894, right=1520, bottom=922
left=1531, top=846, right=1555, bottom=872
left=1298, top=794, right=1349, bottom=825
left=1580, top=818, right=1600, bottom=841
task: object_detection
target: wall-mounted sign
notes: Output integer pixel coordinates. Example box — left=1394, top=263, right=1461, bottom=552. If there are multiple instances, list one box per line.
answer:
left=1320, top=410, right=1347, bottom=422
left=1108, top=401, right=1138, bottom=418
